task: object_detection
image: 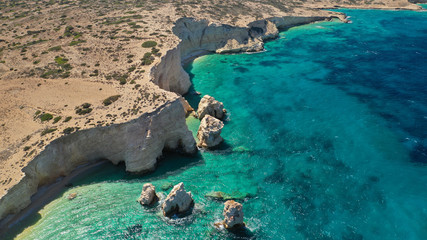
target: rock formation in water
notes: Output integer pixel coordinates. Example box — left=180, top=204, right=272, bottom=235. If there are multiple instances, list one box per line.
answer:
left=138, top=183, right=158, bottom=206
left=162, top=182, right=194, bottom=217
left=197, top=95, right=225, bottom=120
left=197, top=115, right=224, bottom=148
left=0, top=98, right=197, bottom=221
left=223, top=200, right=244, bottom=229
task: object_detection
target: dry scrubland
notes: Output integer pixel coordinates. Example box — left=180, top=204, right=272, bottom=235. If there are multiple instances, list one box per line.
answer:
left=0, top=0, right=421, bottom=210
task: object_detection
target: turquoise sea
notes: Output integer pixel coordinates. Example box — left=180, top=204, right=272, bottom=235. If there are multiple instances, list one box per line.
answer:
left=5, top=9, right=427, bottom=239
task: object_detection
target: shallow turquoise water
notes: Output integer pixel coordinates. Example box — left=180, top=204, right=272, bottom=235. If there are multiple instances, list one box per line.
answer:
left=6, top=9, right=427, bottom=239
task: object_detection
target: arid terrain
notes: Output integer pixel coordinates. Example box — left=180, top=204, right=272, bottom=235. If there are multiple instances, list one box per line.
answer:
left=0, top=0, right=422, bottom=225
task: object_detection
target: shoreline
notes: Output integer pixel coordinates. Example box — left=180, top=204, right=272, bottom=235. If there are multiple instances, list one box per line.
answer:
left=0, top=160, right=108, bottom=233
left=0, top=4, right=423, bottom=236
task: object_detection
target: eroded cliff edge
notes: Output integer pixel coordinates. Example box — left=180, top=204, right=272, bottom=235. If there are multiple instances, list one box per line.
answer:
left=151, top=14, right=347, bottom=95
left=0, top=97, right=196, bottom=223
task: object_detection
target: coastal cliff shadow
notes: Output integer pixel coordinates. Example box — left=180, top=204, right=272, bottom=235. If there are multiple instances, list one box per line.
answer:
left=1, top=213, right=42, bottom=240
left=70, top=152, right=205, bottom=185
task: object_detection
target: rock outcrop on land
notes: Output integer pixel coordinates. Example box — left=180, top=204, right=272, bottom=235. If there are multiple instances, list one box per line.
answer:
left=248, top=20, right=279, bottom=40
left=162, top=182, right=194, bottom=217
left=197, top=115, right=224, bottom=148
left=223, top=200, right=244, bottom=229
left=138, top=183, right=158, bottom=206
left=197, top=95, right=225, bottom=120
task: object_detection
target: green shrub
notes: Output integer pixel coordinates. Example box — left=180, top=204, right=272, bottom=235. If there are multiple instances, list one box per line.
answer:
left=63, top=127, right=75, bottom=134
left=63, top=116, right=72, bottom=122
left=23, top=146, right=31, bottom=151
left=54, top=56, right=68, bottom=65
left=41, top=128, right=57, bottom=136
left=141, top=41, right=157, bottom=48
left=48, top=46, right=62, bottom=52
left=141, top=52, right=154, bottom=65
left=53, top=116, right=62, bottom=123
left=35, top=110, right=41, bottom=116
left=103, top=95, right=121, bottom=106
left=75, top=103, right=92, bottom=115
left=40, top=113, right=53, bottom=122
left=64, top=26, right=74, bottom=37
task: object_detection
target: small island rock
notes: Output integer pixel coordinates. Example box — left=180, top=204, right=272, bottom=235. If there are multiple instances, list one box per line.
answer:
left=162, top=182, right=194, bottom=217
left=138, top=183, right=158, bottom=206
left=197, top=115, right=224, bottom=148
left=223, top=200, right=244, bottom=229
left=197, top=95, right=225, bottom=120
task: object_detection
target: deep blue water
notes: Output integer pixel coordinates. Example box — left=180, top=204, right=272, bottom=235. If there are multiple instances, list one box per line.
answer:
left=6, top=9, right=427, bottom=240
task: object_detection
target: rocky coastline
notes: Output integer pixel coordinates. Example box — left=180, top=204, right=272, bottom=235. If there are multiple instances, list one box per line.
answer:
left=0, top=12, right=348, bottom=232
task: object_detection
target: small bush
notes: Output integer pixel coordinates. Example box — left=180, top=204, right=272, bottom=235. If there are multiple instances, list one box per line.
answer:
left=141, top=52, right=154, bottom=65
left=48, top=46, right=62, bottom=52
left=141, top=41, right=157, bottom=48
left=35, top=110, right=41, bottom=116
left=23, top=146, right=31, bottom=151
left=63, top=127, right=75, bottom=134
left=63, top=116, right=72, bottom=122
left=54, top=56, right=68, bottom=65
left=75, top=103, right=92, bottom=115
left=41, top=128, right=57, bottom=136
left=40, top=113, right=53, bottom=122
left=53, top=116, right=62, bottom=123
left=103, top=95, right=121, bottom=106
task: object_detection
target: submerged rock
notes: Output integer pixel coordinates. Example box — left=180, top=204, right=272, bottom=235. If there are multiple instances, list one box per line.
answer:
left=197, top=115, right=224, bottom=148
left=138, top=183, right=158, bottom=206
left=197, top=95, right=225, bottom=120
left=223, top=200, right=244, bottom=229
left=161, top=182, right=173, bottom=191
left=67, top=193, right=77, bottom=200
left=205, top=191, right=252, bottom=201
left=232, top=146, right=251, bottom=153
left=162, top=182, right=194, bottom=217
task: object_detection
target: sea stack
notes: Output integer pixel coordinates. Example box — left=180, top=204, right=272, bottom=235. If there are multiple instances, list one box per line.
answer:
left=162, top=182, right=194, bottom=217
left=197, top=115, right=224, bottom=148
left=197, top=95, right=225, bottom=120
left=138, top=183, right=158, bottom=206
left=223, top=200, right=244, bottom=229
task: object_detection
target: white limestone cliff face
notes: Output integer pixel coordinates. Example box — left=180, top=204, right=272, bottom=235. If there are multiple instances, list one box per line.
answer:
left=151, top=15, right=342, bottom=95
left=0, top=98, right=196, bottom=221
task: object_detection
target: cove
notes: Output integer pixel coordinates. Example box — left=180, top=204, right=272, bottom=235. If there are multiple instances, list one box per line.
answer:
left=5, top=9, right=427, bottom=239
